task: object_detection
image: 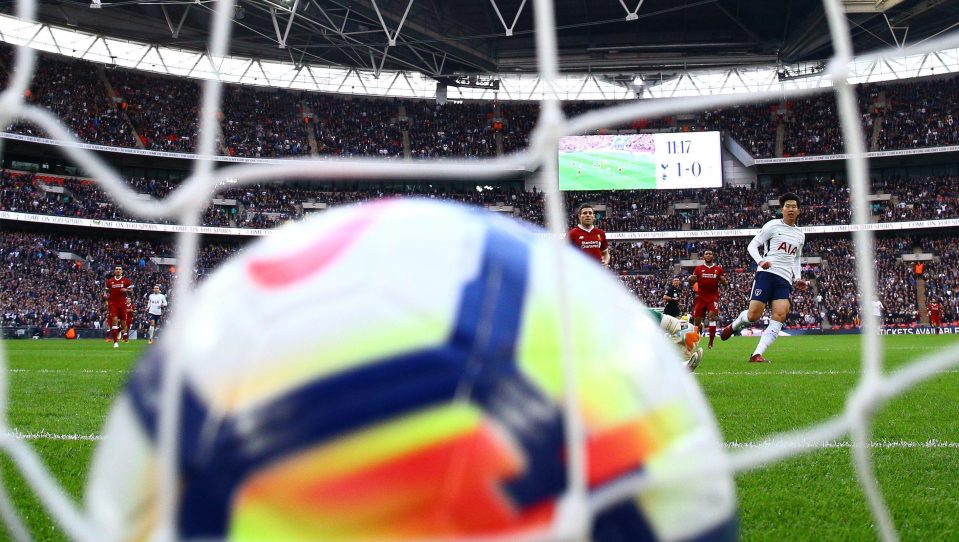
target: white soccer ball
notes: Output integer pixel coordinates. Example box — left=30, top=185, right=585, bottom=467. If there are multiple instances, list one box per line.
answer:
left=86, top=199, right=736, bottom=541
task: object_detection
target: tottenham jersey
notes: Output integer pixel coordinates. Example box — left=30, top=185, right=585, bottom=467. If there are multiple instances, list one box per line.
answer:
left=748, top=219, right=805, bottom=283
left=147, top=293, right=168, bottom=315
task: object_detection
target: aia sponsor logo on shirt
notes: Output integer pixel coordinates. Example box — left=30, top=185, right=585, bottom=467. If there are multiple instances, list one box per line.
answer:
left=776, top=242, right=799, bottom=255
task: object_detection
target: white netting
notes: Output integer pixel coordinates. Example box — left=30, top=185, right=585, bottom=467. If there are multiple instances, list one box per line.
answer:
left=1, top=0, right=959, bottom=540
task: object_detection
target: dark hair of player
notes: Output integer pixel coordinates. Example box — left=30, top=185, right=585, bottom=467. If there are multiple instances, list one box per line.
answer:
left=779, top=193, right=801, bottom=207
left=576, top=203, right=594, bottom=216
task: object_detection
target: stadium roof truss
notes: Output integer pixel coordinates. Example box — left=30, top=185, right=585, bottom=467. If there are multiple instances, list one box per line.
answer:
left=2, top=10, right=959, bottom=101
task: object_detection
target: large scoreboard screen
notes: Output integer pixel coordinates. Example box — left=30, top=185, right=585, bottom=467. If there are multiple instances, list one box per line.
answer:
left=558, top=132, right=723, bottom=190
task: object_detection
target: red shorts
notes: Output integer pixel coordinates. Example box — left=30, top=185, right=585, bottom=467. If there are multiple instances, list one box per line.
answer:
left=693, top=298, right=718, bottom=318
left=931, top=317, right=942, bottom=327
left=108, top=303, right=127, bottom=322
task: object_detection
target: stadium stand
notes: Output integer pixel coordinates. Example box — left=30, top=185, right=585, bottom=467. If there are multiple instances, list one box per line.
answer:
left=4, top=169, right=959, bottom=230
left=7, top=43, right=959, bottom=160
left=304, top=94, right=404, bottom=157
left=3, top=45, right=959, bottom=336
left=0, top=230, right=238, bottom=329
left=106, top=68, right=201, bottom=152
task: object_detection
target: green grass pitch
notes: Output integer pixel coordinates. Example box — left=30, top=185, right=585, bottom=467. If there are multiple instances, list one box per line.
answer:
left=0, top=335, right=958, bottom=540
left=558, top=150, right=657, bottom=191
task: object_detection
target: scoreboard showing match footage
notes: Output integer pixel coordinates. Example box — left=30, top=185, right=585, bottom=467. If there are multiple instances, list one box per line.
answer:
left=558, top=132, right=723, bottom=190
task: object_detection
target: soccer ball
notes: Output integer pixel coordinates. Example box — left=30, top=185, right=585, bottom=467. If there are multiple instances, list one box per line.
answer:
left=85, top=200, right=736, bottom=541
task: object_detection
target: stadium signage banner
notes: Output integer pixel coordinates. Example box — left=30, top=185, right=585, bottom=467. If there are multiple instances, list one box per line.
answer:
left=607, top=218, right=959, bottom=240
left=879, top=326, right=959, bottom=335
left=0, top=132, right=289, bottom=164
left=2, top=211, right=958, bottom=239
left=0, top=132, right=528, bottom=171
left=0, top=211, right=273, bottom=237
left=753, top=145, right=959, bottom=165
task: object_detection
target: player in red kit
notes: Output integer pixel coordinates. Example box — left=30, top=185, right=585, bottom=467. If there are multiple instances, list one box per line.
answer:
left=928, top=299, right=944, bottom=334
left=123, top=296, right=135, bottom=342
left=689, top=249, right=728, bottom=349
left=567, top=203, right=610, bottom=266
left=104, top=265, right=133, bottom=348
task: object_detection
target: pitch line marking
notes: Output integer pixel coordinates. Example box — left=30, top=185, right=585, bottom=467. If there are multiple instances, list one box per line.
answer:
left=7, top=369, right=130, bottom=374
left=2, top=429, right=102, bottom=441
left=699, top=369, right=959, bottom=376
left=725, top=439, right=959, bottom=450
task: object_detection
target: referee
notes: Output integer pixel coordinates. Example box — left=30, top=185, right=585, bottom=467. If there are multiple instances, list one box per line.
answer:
left=662, top=277, right=683, bottom=318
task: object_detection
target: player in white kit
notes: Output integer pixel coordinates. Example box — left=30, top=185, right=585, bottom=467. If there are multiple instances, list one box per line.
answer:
left=720, top=193, right=807, bottom=363
left=146, top=284, right=168, bottom=345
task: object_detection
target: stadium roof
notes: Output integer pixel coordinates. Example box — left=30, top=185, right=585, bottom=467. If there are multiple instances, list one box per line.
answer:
left=2, top=0, right=959, bottom=99
left=10, top=0, right=959, bottom=76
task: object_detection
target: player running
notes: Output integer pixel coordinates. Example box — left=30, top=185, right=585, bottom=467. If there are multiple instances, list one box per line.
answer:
left=146, top=284, right=168, bottom=344
left=928, top=298, right=944, bottom=334
left=567, top=203, right=610, bottom=266
left=123, top=296, right=135, bottom=343
left=689, top=249, right=728, bottom=349
left=104, top=265, right=133, bottom=349
left=720, top=193, right=807, bottom=363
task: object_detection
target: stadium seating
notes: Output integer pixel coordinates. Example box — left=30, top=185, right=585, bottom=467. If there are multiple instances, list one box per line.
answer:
left=4, top=169, right=959, bottom=230
left=0, top=230, right=237, bottom=329
left=3, top=45, right=959, bottom=334
left=5, top=43, right=959, bottom=159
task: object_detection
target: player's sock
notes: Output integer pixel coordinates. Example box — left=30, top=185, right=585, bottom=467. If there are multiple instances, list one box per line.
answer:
left=708, top=321, right=718, bottom=346
left=149, top=326, right=155, bottom=340
left=732, top=310, right=752, bottom=332
left=753, top=320, right=783, bottom=357
left=111, top=326, right=119, bottom=342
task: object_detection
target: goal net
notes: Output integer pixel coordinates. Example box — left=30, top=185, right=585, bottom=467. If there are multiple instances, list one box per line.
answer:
left=1, top=0, right=958, bottom=540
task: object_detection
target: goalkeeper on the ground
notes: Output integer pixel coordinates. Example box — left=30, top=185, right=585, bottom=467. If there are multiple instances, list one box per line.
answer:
left=648, top=308, right=704, bottom=371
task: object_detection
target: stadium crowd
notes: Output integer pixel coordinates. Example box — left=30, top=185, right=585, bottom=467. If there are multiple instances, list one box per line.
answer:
left=5, top=169, right=959, bottom=231
left=305, top=95, right=403, bottom=157
left=106, top=68, right=201, bottom=152
left=405, top=100, right=495, bottom=158
left=0, top=231, right=238, bottom=330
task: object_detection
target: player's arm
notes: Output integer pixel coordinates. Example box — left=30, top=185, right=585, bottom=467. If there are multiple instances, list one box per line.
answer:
left=600, top=233, right=610, bottom=266
left=793, top=244, right=807, bottom=290
left=748, top=223, right=773, bottom=268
